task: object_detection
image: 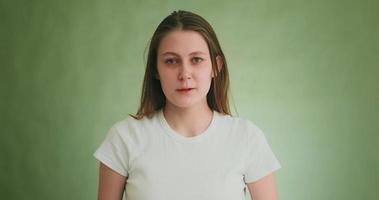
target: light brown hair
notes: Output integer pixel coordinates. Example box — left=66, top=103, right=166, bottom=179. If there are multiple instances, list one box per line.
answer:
left=130, top=10, right=231, bottom=119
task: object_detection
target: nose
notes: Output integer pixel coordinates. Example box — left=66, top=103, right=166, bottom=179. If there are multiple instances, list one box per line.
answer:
left=178, top=62, right=191, bottom=80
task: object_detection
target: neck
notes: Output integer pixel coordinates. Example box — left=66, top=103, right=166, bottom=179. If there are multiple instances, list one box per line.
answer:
left=162, top=103, right=213, bottom=137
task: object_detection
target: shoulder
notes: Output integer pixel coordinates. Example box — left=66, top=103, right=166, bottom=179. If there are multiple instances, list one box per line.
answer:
left=218, top=113, right=262, bottom=131
left=103, top=113, right=159, bottom=159
left=112, top=112, right=157, bottom=132
left=108, top=112, right=159, bottom=142
left=216, top=112, right=265, bottom=139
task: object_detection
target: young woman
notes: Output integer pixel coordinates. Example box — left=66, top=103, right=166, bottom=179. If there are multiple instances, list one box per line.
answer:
left=94, top=10, right=282, bottom=200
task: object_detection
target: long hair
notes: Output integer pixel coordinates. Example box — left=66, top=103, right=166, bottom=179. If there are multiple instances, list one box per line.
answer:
left=130, top=10, right=231, bottom=119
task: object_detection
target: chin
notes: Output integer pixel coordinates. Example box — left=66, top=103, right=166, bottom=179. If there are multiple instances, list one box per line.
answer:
left=167, top=98, right=207, bottom=109
left=171, top=102, right=197, bottom=109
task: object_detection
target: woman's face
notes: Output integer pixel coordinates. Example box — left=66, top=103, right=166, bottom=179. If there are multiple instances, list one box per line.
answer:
left=156, top=30, right=214, bottom=110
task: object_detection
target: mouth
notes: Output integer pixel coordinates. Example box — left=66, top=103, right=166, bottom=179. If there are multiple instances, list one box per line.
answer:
left=176, top=88, right=194, bottom=92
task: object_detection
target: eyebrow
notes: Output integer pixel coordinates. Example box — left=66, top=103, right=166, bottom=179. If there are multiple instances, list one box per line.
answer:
left=161, top=51, right=206, bottom=57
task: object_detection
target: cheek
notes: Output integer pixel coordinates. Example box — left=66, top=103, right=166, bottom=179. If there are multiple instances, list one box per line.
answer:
left=197, top=72, right=213, bottom=88
left=199, top=66, right=213, bottom=80
left=158, top=72, right=175, bottom=91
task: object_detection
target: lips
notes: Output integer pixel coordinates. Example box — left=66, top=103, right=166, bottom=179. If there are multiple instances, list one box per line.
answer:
left=177, top=88, right=193, bottom=92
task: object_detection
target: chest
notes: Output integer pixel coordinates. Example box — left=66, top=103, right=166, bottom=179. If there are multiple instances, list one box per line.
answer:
left=126, top=137, right=247, bottom=200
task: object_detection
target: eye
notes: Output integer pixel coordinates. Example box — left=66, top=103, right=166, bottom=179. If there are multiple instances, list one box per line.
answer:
left=164, top=58, right=178, bottom=65
left=192, top=57, right=204, bottom=64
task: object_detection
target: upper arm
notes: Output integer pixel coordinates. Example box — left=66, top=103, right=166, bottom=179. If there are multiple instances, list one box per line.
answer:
left=247, top=172, right=279, bottom=200
left=97, top=162, right=127, bottom=200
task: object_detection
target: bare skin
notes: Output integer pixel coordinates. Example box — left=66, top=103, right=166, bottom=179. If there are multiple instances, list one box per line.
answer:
left=97, top=163, right=127, bottom=200
left=156, top=30, right=222, bottom=138
left=247, top=172, right=280, bottom=200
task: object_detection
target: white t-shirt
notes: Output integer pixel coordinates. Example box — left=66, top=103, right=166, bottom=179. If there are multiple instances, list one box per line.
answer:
left=93, top=109, right=282, bottom=200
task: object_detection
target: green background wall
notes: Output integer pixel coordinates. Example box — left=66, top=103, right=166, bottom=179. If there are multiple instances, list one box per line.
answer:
left=1, top=0, right=378, bottom=199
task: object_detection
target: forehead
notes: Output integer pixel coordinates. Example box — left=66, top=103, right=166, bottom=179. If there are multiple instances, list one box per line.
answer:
left=157, top=30, right=210, bottom=57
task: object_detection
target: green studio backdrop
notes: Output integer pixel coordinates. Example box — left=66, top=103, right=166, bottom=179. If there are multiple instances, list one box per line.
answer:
left=1, top=0, right=378, bottom=199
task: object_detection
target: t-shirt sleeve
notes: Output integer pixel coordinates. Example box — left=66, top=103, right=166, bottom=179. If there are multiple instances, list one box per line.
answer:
left=93, top=124, right=129, bottom=177
left=244, top=123, right=282, bottom=183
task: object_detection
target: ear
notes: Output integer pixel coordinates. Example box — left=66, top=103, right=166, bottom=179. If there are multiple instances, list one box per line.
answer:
left=212, top=56, right=224, bottom=78
left=155, top=73, right=160, bottom=80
